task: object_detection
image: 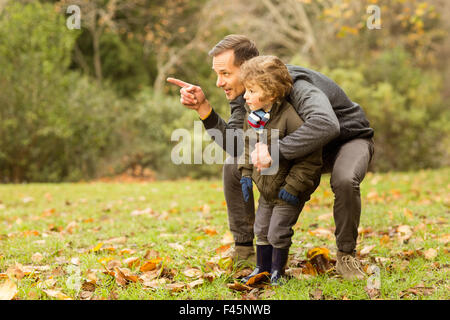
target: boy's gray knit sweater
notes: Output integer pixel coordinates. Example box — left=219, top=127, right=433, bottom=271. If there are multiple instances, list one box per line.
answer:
left=201, top=64, right=374, bottom=160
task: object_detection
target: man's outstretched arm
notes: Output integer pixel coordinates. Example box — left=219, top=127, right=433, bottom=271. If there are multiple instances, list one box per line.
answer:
left=167, top=77, right=245, bottom=157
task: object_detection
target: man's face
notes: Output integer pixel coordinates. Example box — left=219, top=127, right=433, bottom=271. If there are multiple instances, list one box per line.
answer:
left=243, top=82, right=273, bottom=111
left=212, top=50, right=245, bottom=101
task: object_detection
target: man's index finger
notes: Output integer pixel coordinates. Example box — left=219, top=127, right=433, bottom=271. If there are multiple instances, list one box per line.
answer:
left=166, top=77, right=192, bottom=88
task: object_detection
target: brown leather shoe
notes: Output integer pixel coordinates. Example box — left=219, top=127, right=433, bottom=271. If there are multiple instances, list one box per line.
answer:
left=231, top=245, right=256, bottom=266
left=336, top=250, right=366, bottom=280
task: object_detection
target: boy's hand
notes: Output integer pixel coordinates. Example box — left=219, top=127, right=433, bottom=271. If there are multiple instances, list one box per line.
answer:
left=251, top=142, right=272, bottom=172
left=278, top=188, right=300, bottom=206
left=240, top=176, right=253, bottom=202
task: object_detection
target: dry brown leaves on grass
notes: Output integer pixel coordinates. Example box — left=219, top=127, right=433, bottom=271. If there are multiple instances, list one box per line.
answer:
left=0, top=279, right=18, bottom=300
left=227, top=247, right=338, bottom=296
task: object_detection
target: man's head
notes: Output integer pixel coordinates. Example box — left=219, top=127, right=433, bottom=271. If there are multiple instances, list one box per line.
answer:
left=209, top=35, right=259, bottom=101
left=240, top=55, right=293, bottom=110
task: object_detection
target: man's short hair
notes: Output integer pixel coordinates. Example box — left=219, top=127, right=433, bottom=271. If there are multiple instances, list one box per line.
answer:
left=239, top=55, right=293, bottom=102
left=208, top=34, right=259, bottom=66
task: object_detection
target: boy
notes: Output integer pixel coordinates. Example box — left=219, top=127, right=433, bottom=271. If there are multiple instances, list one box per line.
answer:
left=237, top=56, right=322, bottom=285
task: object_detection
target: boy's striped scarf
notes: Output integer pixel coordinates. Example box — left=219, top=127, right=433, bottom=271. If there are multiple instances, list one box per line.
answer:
left=247, top=109, right=270, bottom=134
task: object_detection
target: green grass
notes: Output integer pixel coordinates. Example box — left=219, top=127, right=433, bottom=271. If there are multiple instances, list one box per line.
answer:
left=0, top=168, right=449, bottom=300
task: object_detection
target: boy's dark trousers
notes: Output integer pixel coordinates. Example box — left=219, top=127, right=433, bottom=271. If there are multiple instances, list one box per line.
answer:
left=253, top=195, right=314, bottom=249
left=223, top=137, right=374, bottom=253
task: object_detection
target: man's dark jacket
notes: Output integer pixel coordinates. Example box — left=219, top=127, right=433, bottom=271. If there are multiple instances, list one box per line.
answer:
left=201, top=64, right=374, bottom=160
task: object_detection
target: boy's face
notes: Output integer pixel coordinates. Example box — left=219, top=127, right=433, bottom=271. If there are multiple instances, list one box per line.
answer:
left=212, top=50, right=245, bottom=101
left=243, top=82, right=273, bottom=111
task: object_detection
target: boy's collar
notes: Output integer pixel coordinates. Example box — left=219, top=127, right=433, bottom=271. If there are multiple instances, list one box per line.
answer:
left=244, top=99, right=284, bottom=114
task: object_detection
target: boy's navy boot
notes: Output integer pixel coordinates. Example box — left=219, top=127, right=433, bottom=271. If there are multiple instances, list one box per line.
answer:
left=270, top=247, right=289, bottom=286
left=241, top=245, right=272, bottom=283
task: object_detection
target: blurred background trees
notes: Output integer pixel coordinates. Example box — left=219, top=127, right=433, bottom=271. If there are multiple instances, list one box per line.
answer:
left=0, top=0, right=448, bottom=182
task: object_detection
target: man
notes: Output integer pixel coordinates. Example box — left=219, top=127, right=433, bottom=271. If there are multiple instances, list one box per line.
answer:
left=167, top=34, right=374, bottom=280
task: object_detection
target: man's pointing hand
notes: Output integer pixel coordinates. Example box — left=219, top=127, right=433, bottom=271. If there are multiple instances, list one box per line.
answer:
left=167, top=77, right=212, bottom=119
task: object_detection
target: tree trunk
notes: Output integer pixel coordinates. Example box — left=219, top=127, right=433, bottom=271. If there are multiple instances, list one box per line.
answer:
left=92, top=28, right=103, bottom=85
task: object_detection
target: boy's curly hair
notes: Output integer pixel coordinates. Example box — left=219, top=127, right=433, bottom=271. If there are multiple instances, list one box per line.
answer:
left=239, top=55, right=293, bottom=103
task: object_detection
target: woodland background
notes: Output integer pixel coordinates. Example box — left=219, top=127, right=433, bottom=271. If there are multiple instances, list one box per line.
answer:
left=1, top=0, right=449, bottom=182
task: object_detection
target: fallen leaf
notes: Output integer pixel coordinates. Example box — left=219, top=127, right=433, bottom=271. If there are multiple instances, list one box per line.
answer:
left=141, top=278, right=167, bottom=289
left=242, top=288, right=259, bottom=300
left=0, top=279, right=18, bottom=300
left=143, top=249, right=160, bottom=260
left=36, top=278, right=57, bottom=289
left=397, top=225, right=413, bottom=242
left=379, top=235, right=390, bottom=246
left=183, top=268, right=202, bottom=278
left=401, top=283, right=435, bottom=297
left=113, top=267, right=138, bottom=286
left=359, top=245, right=376, bottom=256
left=218, top=257, right=233, bottom=271
left=42, top=208, right=55, bottom=217
left=438, top=234, right=450, bottom=244
left=91, top=242, right=104, bottom=252
left=307, top=247, right=333, bottom=274
left=79, top=291, right=93, bottom=300
left=220, top=231, right=234, bottom=245
left=307, top=247, right=330, bottom=260
left=285, top=267, right=313, bottom=280
left=423, top=248, right=438, bottom=260
left=318, top=212, right=333, bottom=221
left=81, top=281, right=96, bottom=292
left=227, top=280, right=252, bottom=291
left=104, top=236, right=127, bottom=244
left=22, top=197, right=34, bottom=204
left=232, top=268, right=253, bottom=279
left=168, top=243, right=184, bottom=251
left=403, top=208, right=413, bottom=219
left=302, top=262, right=317, bottom=276
left=259, top=289, right=275, bottom=299
left=309, top=228, right=333, bottom=239
left=31, top=252, right=43, bottom=263
left=310, top=288, right=323, bottom=300
left=364, top=286, right=381, bottom=300
left=202, top=204, right=211, bottom=215
left=374, top=257, right=391, bottom=266
left=140, top=258, right=162, bottom=272
left=85, top=270, right=98, bottom=284
left=215, top=244, right=231, bottom=255
left=130, top=208, right=154, bottom=216
left=188, top=279, right=204, bottom=289
left=139, top=269, right=160, bottom=283
left=6, top=264, right=25, bottom=280
left=123, top=257, right=140, bottom=269
left=43, top=289, right=72, bottom=300
left=119, top=248, right=136, bottom=255
left=65, top=221, right=78, bottom=234
left=203, top=227, right=218, bottom=236
left=397, top=250, right=417, bottom=260
left=22, top=230, right=40, bottom=237
left=245, top=272, right=270, bottom=285
left=166, top=283, right=186, bottom=292
left=202, top=272, right=216, bottom=282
